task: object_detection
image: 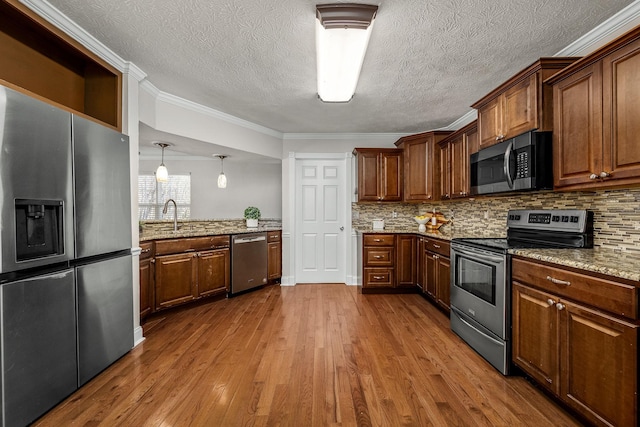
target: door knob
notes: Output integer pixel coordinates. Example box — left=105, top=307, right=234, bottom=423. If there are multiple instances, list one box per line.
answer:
left=340, top=226, right=344, bottom=231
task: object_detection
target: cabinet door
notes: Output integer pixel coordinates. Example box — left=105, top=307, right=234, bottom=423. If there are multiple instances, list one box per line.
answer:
left=552, top=63, right=603, bottom=189
left=602, top=40, right=640, bottom=184
left=357, top=150, right=380, bottom=201
left=404, top=138, right=434, bottom=201
left=424, top=250, right=437, bottom=298
left=450, top=134, right=467, bottom=199
left=139, top=258, right=153, bottom=320
left=197, top=249, right=230, bottom=297
left=478, top=96, right=503, bottom=149
left=380, top=151, right=403, bottom=201
left=560, top=301, right=638, bottom=427
left=512, top=283, right=560, bottom=394
left=416, top=237, right=424, bottom=291
left=396, top=235, right=415, bottom=288
left=155, top=253, right=197, bottom=310
left=268, top=241, right=282, bottom=280
left=435, top=256, right=450, bottom=311
left=503, top=74, right=538, bottom=138
left=437, top=142, right=451, bottom=200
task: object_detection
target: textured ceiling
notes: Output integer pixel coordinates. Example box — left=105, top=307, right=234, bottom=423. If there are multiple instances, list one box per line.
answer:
left=47, top=0, right=634, bottom=134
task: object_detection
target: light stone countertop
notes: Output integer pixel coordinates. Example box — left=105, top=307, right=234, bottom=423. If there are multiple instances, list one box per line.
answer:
left=140, top=225, right=282, bottom=242
left=509, top=248, right=640, bottom=283
left=355, top=226, right=639, bottom=283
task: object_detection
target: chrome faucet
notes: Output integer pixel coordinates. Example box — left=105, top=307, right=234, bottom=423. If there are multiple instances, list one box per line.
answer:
left=162, top=199, right=178, bottom=232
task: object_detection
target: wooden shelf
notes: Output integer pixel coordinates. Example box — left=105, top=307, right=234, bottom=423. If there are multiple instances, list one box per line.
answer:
left=0, top=0, right=121, bottom=130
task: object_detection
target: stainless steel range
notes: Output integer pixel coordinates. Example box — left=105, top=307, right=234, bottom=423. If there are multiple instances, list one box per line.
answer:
left=449, top=209, right=593, bottom=375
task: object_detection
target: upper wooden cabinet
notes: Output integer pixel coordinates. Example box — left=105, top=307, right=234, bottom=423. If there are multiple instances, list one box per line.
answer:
left=436, top=121, right=478, bottom=200
left=354, top=148, right=403, bottom=202
left=0, top=0, right=122, bottom=130
left=547, top=26, right=640, bottom=191
left=394, top=131, right=452, bottom=202
left=472, top=58, right=578, bottom=150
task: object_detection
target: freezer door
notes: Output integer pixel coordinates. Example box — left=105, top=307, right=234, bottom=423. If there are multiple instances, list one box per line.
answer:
left=0, top=85, right=74, bottom=273
left=1, top=268, right=77, bottom=426
left=77, top=255, right=134, bottom=386
left=72, top=115, right=132, bottom=259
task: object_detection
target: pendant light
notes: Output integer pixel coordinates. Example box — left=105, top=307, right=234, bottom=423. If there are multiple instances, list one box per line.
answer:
left=154, top=142, right=171, bottom=182
left=216, top=154, right=228, bottom=188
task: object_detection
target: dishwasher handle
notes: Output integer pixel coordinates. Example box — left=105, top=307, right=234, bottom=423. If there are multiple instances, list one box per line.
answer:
left=234, top=236, right=266, bottom=244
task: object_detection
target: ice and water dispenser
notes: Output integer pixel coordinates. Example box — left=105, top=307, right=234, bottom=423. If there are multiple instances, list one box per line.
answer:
left=14, top=199, right=64, bottom=262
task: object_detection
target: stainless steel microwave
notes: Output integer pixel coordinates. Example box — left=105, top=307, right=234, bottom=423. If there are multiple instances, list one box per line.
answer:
left=470, top=131, right=553, bottom=196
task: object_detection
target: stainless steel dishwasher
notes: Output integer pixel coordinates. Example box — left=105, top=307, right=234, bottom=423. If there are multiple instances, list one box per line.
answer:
left=230, top=232, right=268, bottom=296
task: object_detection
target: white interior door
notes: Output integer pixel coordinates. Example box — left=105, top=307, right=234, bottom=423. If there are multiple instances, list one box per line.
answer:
left=295, top=159, right=346, bottom=283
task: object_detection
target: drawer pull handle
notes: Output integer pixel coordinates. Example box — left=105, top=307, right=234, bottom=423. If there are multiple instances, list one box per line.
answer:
left=374, top=255, right=383, bottom=259
left=546, top=276, right=571, bottom=286
left=373, top=276, right=385, bottom=280
left=547, top=299, right=556, bottom=306
left=556, top=303, right=566, bottom=311
left=433, top=244, right=440, bottom=248
left=373, top=239, right=382, bottom=242
left=141, top=248, right=151, bottom=253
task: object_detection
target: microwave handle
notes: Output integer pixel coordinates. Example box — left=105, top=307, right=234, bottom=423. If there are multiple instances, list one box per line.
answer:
left=503, top=140, right=515, bottom=189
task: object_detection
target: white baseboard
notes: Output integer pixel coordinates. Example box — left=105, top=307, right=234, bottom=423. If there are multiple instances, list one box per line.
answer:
left=133, top=326, right=145, bottom=347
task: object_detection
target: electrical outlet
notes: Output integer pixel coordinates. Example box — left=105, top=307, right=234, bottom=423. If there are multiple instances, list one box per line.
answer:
left=392, top=211, right=398, bottom=218
left=353, top=211, right=360, bottom=219
left=484, top=210, right=490, bottom=219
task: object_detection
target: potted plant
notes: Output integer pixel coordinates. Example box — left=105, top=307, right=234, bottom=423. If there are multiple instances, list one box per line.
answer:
left=244, top=206, right=260, bottom=228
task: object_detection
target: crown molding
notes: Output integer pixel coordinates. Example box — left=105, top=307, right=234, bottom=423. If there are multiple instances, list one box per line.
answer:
left=19, top=0, right=129, bottom=72
left=124, top=62, right=147, bottom=82
left=439, top=110, right=478, bottom=131
left=282, top=132, right=409, bottom=140
left=153, top=88, right=284, bottom=139
left=555, top=0, right=640, bottom=56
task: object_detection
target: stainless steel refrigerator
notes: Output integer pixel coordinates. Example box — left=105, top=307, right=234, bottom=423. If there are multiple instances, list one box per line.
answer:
left=0, top=85, right=133, bottom=426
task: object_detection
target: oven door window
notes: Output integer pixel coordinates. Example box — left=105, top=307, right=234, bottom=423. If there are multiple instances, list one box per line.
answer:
left=455, top=256, right=496, bottom=305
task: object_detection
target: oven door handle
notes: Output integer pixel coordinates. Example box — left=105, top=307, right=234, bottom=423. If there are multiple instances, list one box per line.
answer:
left=503, top=140, right=515, bottom=189
left=452, top=308, right=504, bottom=346
left=452, top=246, right=504, bottom=264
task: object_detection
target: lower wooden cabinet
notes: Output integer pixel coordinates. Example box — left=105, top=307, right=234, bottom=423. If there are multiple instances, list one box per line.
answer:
left=361, top=233, right=449, bottom=300
left=267, top=231, right=282, bottom=281
left=362, top=233, right=395, bottom=290
left=422, top=238, right=451, bottom=311
left=396, top=234, right=416, bottom=288
left=512, top=257, right=638, bottom=427
left=152, top=235, right=231, bottom=312
left=154, top=252, right=198, bottom=310
left=197, top=249, right=230, bottom=297
left=139, top=241, right=154, bottom=321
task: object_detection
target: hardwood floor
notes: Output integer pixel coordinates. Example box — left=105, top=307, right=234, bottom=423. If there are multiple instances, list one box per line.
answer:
left=35, top=284, right=582, bottom=426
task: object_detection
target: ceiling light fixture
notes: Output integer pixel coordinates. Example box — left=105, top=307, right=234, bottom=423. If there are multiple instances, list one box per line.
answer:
left=215, top=155, right=228, bottom=188
left=315, top=3, right=378, bottom=103
left=154, top=142, right=171, bottom=183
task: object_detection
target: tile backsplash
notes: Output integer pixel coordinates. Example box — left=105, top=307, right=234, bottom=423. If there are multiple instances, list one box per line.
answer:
left=353, top=189, right=640, bottom=255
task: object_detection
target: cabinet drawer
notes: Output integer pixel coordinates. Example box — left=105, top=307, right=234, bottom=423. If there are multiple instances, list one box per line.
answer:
left=155, top=235, right=230, bottom=255
left=512, top=257, right=638, bottom=319
left=139, top=241, right=154, bottom=260
left=363, top=234, right=395, bottom=246
left=364, top=247, right=394, bottom=266
left=364, top=268, right=394, bottom=287
left=267, top=230, right=281, bottom=242
left=424, top=238, right=450, bottom=257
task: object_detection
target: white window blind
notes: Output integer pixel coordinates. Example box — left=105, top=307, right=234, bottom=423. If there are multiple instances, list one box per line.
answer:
left=138, top=174, right=191, bottom=220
